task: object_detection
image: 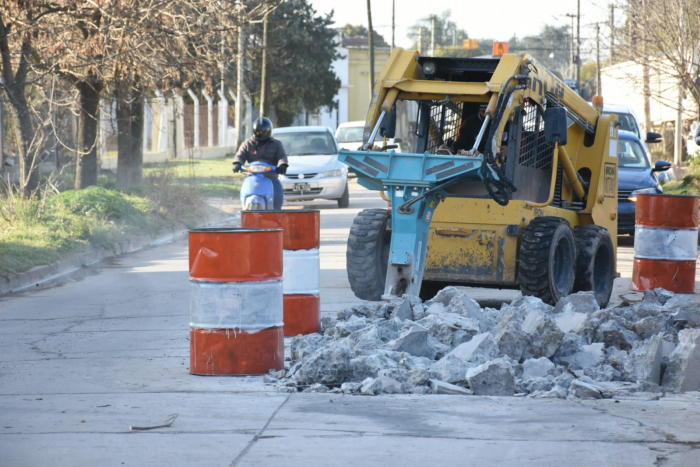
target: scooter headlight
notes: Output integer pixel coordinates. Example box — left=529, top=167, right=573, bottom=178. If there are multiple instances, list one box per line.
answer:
left=245, top=165, right=272, bottom=173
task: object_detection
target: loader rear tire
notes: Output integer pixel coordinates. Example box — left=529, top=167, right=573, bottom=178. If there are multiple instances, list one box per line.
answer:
left=346, top=209, right=391, bottom=300
left=519, top=217, right=576, bottom=305
left=573, top=224, right=615, bottom=308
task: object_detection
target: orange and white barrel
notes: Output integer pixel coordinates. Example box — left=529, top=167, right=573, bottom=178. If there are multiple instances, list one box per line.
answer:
left=241, top=210, right=321, bottom=336
left=189, top=228, right=284, bottom=375
left=632, top=194, right=699, bottom=293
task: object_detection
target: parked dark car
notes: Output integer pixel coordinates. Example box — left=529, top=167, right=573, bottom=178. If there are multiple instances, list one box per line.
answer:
left=617, top=130, right=672, bottom=235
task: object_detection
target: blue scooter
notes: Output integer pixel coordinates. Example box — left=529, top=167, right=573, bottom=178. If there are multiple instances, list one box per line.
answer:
left=240, top=161, right=277, bottom=210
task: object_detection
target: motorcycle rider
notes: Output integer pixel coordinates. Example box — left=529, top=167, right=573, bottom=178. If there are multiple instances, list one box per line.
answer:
left=232, top=117, right=289, bottom=210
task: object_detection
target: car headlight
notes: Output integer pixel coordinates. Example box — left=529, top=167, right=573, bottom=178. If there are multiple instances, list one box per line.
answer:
left=319, top=169, right=344, bottom=178
left=628, top=187, right=658, bottom=202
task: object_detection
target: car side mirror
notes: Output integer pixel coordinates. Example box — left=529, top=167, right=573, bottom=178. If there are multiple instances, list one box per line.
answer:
left=379, top=106, right=397, bottom=139
left=646, top=132, right=663, bottom=143
left=653, top=160, right=672, bottom=172
left=544, top=107, right=568, bottom=146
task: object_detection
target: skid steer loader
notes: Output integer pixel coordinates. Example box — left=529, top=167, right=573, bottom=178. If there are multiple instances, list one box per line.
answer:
left=340, top=47, right=619, bottom=307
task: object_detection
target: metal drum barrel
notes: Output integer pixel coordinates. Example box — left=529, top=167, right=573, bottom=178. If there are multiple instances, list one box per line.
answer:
left=241, top=210, right=321, bottom=336
left=632, top=194, right=699, bottom=293
left=189, top=228, right=284, bottom=375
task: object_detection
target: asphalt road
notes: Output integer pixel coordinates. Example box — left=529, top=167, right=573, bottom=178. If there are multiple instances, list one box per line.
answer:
left=1, top=180, right=699, bottom=466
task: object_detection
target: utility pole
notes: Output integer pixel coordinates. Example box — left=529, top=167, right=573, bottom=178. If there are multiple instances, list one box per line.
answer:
left=576, top=0, right=581, bottom=91
left=260, top=5, right=269, bottom=116
left=235, top=4, right=245, bottom=147
left=596, top=23, right=601, bottom=96
left=609, top=4, right=615, bottom=64
left=565, top=13, right=575, bottom=79
left=366, top=0, right=375, bottom=101
left=642, top=0, right=651, bottom=133
left=430, top=15, right=436, bottom=55
left=391, top=0, right=395, bottom=49
left=418, top=27, right=423, bottom=54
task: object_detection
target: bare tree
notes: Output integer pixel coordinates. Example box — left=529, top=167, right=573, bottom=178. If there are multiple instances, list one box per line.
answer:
left=612, top=0, right=700, bottom=110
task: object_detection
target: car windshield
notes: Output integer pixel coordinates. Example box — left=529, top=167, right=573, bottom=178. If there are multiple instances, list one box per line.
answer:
left=275, top=132, right=337, bottom=156
left=618, top=139, right=650, bottom=169
left=336, top=126, right=364, bottom=143
left=604, top=112, right=639, bottom=138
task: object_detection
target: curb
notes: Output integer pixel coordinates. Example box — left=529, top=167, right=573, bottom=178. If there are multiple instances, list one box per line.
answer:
left=0, top=211, right=240, bottom=296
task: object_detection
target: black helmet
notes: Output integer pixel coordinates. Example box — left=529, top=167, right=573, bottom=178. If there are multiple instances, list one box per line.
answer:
left=253, top=117, right=273, bottom=141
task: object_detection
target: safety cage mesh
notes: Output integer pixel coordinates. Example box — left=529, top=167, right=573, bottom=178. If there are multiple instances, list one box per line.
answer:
left=426, top=101, right=464, bottom=154
left=516, top=99, right=553, bottom=172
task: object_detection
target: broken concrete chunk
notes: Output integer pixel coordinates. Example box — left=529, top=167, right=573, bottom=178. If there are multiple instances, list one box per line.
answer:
left=466, top=358, right=515, bottom=396
left=662, top=328, right=700, bottom=392
left=494, top=312, right=527, bottom=361
left=552, top=291, right=600, bottom=315
left=429, top=356, right=472, bottom=385
left=631, top=316, right=666, bottom=340
left=521, top=311, right=564, bottom=359
left=350, top=353, right=397, bottom=381
left=522, top=357, right=555, bottom=379
left=360, top=376, right=403, bottom=395
left=340, top=382, right=362, bottom=394
left=306, top=383, right=330, bottom=393
left=597, top=320, right=639, bottom=351
left=387, top=326, right=437, bottom=360
left=559, top=343, right=605, bottom=371
left=570, top=379, right=611, bottom=399
left=508, top=294, right=554, bottom=319
left=672, top=305, right=700, bottom=329
left=446, top=294, right=495, bottom=332
left=554, top=310, right=591, bottom=335
left=430, top=379, right=473, bottom=395
left=426, top=286, right=464, bottom=307
left=290, top=334, right=326, bottom=360
left=391, top=298, right=415, bottom=321
left=294, top=344, right=354, bottom=386
left=624, top=334, right=674, bottom=385
left=335, top=315, right=370, bottom=337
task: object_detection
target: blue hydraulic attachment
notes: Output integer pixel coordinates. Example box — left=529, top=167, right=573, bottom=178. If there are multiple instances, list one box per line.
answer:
left=339, top=149, right=499, bottom=300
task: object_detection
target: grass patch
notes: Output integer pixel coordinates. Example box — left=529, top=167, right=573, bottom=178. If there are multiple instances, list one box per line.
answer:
left=0, top=162, right=213, bottom=282
left=144, top=155, right=243, bottom=199
left=662, top=174, right=700, bottom=196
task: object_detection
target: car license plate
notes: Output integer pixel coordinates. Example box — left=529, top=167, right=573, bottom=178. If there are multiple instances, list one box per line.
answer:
left=293, top=182, right=310, bottom=191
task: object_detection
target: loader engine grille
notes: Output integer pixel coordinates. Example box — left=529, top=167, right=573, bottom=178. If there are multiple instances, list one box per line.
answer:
left=426, top=101, right=463, bottom=154
left=517, top=99, right=554, bottom=171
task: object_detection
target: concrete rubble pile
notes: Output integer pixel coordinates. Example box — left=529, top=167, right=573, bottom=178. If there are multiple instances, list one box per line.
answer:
left=265, top=287, right=700, bottom=398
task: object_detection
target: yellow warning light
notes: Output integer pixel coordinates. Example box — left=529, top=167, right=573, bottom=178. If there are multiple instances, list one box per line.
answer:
left=463, top=38, right=479, bottom=50
left=493, top=42, right=509, bottom=56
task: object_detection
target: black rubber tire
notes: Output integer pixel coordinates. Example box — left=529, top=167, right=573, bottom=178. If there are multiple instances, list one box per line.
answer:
left=337, top=183, right=350, bottom=208
left=519, top=217, right=576, bottom=305
left=346, top=209, right=391, bottom=300
left=573, top=224, right=615, bottom=308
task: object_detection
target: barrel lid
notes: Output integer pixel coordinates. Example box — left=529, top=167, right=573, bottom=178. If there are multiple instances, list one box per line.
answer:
left=188, top=227, right=283, bottom=233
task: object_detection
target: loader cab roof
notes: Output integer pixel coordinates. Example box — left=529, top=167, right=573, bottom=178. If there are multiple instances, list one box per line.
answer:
left=417, top=56, right=500, bottom=82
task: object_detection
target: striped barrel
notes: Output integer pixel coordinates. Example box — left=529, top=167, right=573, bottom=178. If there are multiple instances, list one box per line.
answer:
left=188, top=228, right=284, bottom=375
left=632, top=194, right=699, bottom=293
left=241, top=210, right=321, bottom=336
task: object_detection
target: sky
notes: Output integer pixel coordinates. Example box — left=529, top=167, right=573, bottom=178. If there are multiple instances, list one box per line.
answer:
left=309, top=0, right=615, bottom=59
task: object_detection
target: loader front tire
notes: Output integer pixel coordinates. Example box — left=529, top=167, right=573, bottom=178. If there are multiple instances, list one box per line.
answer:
left=573, top=224, right=615, bottom=308
left=519, top=217, right=576, bottom=305
left=346, top=209, right=391, bottom=300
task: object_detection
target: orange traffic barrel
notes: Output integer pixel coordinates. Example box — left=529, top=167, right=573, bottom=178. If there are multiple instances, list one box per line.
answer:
left=241, top=210, right=321, bottom=336
left=189, top=228, right=284, bottom=375
left=632, top=194, right=699, bottom=293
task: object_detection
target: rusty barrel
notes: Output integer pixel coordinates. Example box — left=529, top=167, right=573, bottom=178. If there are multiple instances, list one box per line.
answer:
left=189, top=228, right=284, bottom=375
left=632, top=194, right=699, bottom=293
left=241, top=210, right=321, bottom=336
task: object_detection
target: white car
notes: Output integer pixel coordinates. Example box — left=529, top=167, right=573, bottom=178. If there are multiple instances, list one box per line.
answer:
left=274, top=126, right=349, bottom=208
left=335, top=120, right=402, bottom=152
left=335, top=121, right=366, bottom=151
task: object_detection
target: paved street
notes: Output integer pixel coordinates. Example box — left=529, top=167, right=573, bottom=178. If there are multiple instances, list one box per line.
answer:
left=1, top=180, right=699, bottom=466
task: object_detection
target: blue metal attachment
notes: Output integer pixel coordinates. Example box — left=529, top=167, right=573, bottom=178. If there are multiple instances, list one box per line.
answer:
left=339, top=149, right=488, bottom=299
